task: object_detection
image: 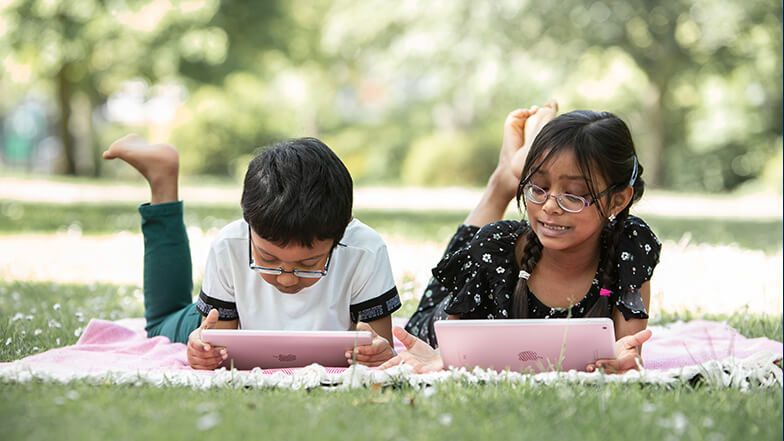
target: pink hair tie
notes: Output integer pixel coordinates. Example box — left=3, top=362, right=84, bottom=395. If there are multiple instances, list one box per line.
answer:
left=599, top=288, right=612, bottom=297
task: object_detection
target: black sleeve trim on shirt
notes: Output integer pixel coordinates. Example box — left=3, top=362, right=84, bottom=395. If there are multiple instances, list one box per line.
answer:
left=196, top=290, right=239, bottom=321
left=349, top=287, right=402, bottom=323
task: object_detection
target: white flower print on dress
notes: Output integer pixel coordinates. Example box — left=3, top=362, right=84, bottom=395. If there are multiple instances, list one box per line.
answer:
left=496, top=267, right=505, bottom=274
left=482, top=253, right=492, bottom=263
left=620, top=251, right=631, bottom=261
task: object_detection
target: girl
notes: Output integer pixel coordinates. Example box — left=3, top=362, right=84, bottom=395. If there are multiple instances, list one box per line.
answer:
left=378, top=103, right=661, bottom=374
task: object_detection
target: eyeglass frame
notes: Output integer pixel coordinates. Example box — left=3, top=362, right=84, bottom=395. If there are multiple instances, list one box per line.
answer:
left=247, top=225, right=337, bottom=278
left=520, top=182, right=618, bottom=213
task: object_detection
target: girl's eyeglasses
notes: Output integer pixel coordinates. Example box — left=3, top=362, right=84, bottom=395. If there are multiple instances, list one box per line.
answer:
left=522, top=183, right=615, bottom=213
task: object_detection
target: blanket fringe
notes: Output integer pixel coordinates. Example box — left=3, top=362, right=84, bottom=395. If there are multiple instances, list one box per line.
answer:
left=1, top=351, right=781, bottom=391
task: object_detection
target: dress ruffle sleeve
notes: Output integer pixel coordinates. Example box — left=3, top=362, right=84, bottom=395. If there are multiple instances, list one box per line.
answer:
left=612, top=216, right=662, bottom=320
left=434, top=220, right=522, bottom=319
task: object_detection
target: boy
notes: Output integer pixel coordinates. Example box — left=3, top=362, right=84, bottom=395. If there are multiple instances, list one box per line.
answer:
left=104, top=135, right=400, bottom=370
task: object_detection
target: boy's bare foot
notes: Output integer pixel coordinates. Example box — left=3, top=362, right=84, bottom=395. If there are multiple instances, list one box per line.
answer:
left=103, top=134, right=180, bottom=204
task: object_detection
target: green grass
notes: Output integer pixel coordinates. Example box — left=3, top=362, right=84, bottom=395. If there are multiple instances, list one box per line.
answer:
left=1, top=199, right=782, bottom=252
left=2, top=380, right=781, bottom=441
left=1, top=273, right=782, bottom=441
left=1, top=190, right=782, bottom=441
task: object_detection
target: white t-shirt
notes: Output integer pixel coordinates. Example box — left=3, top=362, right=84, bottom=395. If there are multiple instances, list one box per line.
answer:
left=195, top=218, right=400, bottom=330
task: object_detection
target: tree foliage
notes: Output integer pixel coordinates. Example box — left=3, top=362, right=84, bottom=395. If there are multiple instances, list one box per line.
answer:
left=1, top=0, right=781, bottom=192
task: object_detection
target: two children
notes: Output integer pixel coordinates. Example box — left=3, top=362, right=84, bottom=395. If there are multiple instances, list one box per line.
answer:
left=107, top=100, right=660, bottom=374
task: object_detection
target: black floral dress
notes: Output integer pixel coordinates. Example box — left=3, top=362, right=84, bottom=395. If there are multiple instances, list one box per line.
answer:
left=404, top=216, right=661, bottom=347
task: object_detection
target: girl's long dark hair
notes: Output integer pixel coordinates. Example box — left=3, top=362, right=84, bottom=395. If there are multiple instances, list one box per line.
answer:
left=510, top=110, right=645, bottom=318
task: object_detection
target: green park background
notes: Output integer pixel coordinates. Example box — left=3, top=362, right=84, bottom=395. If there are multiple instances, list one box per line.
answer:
left=1, top=0, right=781, bottom=194
left=0, top=2, right=782, bottom=441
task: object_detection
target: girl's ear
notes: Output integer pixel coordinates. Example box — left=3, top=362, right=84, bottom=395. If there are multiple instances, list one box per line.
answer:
left=609, top=185, right=634, bottom=216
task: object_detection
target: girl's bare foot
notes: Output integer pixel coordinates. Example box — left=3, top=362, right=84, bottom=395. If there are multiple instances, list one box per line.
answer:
left=523, top=100, right=558, bottom=150
left=463, top=108, right=534, bottom=227
left=501, top=108, right=534, bottom=183
left=103, top=134, right=180, bottom=204
left=463, top=102, right=558, bottom=228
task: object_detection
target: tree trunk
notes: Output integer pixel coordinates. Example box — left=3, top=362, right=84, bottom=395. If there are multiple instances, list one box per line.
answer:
left=56, top=64, right=76, bottom=175
left=87, top=91, right=102, bottom=177
left=640, top=84, right=665, bottom=188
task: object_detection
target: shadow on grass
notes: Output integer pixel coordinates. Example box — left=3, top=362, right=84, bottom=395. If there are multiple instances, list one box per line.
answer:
left=1, top=200, right=781, bottom=253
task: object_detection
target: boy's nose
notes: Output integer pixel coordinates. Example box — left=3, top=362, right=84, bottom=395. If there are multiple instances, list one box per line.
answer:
left=276, top=272, right=299, bottom=286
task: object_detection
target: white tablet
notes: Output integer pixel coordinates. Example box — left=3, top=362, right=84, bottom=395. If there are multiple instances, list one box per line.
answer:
left=434, top=318, right=616, bottom=373
left=201, top=329, right=373, bottom=370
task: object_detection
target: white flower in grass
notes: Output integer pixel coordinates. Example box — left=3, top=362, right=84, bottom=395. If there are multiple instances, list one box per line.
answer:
left=25, top=315, right=34, bottom=321
left=65, top=390, right=80, bottom=400
left=48, top=319, right=62, bottom=329
left=11, top=312, right=24, bottom=322
left=4, top=337, right=10, bottom=346
left=197, top=413, right=221, bottom=431
left=438, top=414, right=453, bottom=426
left=74, top=327, right=83, bottom=337
left=34, top=329, right=42, bottom=336
left=53, top=303, right=61, bottom=311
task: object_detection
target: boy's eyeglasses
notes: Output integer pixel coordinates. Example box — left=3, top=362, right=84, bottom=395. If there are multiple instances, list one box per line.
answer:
left=247, top=228, right=334, bottom=279
left=522, top=183, right=616, bottom=213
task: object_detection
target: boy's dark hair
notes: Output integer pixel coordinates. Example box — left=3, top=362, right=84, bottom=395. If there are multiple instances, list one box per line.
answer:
left=511, top=110, right=644, bottom=318
left=241, top=137, right=353, bottom=247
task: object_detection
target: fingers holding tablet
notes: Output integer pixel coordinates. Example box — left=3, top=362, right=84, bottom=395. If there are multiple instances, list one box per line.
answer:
left=187, top=309, right=227, bottom=370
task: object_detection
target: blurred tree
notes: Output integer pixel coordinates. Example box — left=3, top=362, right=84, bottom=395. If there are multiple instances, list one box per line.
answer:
left=317, top=0, right=782, bottom=190
left=0, top=0, right=287, bottom=176
left=526, top=0, right=782, bottom=189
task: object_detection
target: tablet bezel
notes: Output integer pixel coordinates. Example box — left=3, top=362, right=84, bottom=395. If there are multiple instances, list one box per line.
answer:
left=201, top=329, right=373, bottom=370
left=434, top=318, right=617, bottom=373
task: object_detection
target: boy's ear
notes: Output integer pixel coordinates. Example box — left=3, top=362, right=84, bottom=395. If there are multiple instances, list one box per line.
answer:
left=609, top=185, right=634, bottom=216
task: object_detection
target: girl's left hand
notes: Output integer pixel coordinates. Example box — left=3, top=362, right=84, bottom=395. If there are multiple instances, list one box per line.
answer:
left=586, top=328, right=652, bottom=374
left=345, top=322, right=396, bottom=367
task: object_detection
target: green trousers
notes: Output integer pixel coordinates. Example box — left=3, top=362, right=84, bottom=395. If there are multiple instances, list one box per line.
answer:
left=139, top=201, right=202, bottom=343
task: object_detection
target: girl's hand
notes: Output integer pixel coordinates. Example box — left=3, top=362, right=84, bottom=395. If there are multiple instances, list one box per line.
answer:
left=378, top=326, right=444, bottom=373
left=586, top=328, right=652, bottom=374
left=187, top=309, right=227, bottom=370
left=345, top=322, right=396, bottom=367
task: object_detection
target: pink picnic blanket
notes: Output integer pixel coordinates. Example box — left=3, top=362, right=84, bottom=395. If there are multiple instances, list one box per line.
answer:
left=2, top=318, right=781, bottom=375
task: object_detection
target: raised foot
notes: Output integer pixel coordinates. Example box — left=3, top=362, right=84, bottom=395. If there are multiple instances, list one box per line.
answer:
left=104, top=134, right=180, bottom=204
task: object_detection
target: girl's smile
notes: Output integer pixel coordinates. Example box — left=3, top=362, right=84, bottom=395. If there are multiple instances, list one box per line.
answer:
left=525, top=149, right=608, bottom=253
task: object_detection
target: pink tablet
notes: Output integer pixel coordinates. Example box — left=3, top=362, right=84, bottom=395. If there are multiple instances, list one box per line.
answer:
left=434, top=318, right=616, bottom=373
left=201, top=329, right=373, bottom=370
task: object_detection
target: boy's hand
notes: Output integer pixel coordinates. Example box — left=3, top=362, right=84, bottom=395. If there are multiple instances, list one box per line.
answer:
left=379, top=326, right=444, bottom=373
left=586, top=328, right=652, bottom=374
left=345, top=322, right=396, bottom=367
left=187, top=309, right=228, bottom=370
